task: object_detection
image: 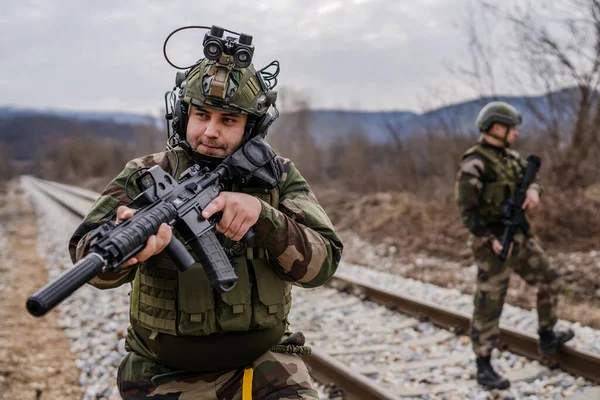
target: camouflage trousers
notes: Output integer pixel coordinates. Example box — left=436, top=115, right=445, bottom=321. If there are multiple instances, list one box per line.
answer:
left=116, top=350, right=318, bottom=400
left=469, top=233, right=561, bottom=357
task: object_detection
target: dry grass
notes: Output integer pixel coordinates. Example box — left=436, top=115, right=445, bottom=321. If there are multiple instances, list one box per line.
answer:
left=315, top=182, right=600, bottom=260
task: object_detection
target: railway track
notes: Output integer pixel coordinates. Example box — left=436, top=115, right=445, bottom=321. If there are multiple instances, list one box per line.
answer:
left=23, top=176, right=600, bottom=399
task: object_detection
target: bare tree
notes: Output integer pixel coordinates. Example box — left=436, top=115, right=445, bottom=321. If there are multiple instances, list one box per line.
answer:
left=268, top=87, right=323, bottom=182
left=465, top=0, right=600, bottom=186
left=0, top=144, right=15, bottom=192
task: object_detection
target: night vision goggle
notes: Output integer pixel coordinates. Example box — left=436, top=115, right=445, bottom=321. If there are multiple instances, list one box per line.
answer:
left=163, top=25, right=258, bottom=71
left=203, top=25, right=254, bottom=69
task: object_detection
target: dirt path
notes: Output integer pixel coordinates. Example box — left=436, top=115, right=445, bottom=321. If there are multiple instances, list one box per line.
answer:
left=0, top=184, right=83, bottom=400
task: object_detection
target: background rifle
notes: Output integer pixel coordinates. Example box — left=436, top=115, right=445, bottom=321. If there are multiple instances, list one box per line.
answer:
left=499, top=154, right=542, bottom=261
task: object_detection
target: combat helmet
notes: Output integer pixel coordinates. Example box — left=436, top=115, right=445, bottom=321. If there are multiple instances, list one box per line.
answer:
left=476, top=101, right=522, bottom=146
left=181, top=58, right=277, bottom=119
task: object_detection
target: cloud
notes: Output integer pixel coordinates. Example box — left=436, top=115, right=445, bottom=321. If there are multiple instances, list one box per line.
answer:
left=0, top=0, right=486, bottom=114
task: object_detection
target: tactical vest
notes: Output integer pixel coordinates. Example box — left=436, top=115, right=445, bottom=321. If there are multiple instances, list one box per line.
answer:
left=462, top=145, right=524, bottom=223
left=129, top=154, right=291, bottom=338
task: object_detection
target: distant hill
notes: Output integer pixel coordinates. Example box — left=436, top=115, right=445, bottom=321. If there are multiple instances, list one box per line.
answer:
left=0, top=113, right=163, bottom=169
left=0, top=87, right=586, bottom=163
left=0, top=106, right=160, bottom=127
left=273, top=87, right=584, bottom=144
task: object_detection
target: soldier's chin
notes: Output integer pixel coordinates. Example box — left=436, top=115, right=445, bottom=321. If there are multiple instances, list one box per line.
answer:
left=197, top=144, right=226, bottom=157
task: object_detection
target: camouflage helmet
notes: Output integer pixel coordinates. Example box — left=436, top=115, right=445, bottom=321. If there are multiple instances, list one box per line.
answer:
left=476, top=101, right=523, bottom=132
left=180, top=57, right=276, bottom=116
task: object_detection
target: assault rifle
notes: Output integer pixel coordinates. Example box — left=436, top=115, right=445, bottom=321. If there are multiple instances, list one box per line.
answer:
left=26, top=136, right=277, bottom=317
left=498, top=154, right=541, bottom=261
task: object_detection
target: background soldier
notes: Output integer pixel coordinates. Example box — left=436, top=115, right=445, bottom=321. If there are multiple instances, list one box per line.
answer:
left=455, top=101, right=574, bottom=390
left=69, top=26, right=343, bottom=399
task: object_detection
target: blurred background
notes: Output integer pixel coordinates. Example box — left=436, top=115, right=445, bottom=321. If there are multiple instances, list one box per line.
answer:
left=1, top=0, right=599, bottom=312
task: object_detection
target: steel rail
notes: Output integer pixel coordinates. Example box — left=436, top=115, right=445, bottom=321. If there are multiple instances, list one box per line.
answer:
left=331, top=272, right=600, bottom=383
left=305, top=350, right=400, bottom=400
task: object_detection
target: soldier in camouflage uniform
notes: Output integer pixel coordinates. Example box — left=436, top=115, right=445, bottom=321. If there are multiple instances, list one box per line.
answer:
left=69, top=30, right=343, bottom=399
left=455, top=101, right=574, bottom=390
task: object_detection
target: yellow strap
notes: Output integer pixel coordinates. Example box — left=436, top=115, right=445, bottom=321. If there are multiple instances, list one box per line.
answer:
left=242, top=367, right=253, bottom=400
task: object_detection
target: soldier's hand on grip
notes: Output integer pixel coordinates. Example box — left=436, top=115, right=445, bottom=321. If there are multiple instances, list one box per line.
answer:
left=492, top=239, right=513, bottom=259
left=116, top=206, right=172, bottom=266
left=522, top=188, right=540, bottom=211
left=202, top=192, right=262, bottom=242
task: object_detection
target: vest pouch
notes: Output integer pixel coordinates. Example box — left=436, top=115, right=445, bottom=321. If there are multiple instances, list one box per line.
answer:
left=132, top=254, right=179, bottom=335
left=250, top=259, right=288, bottom=329
left=481, top=182, right=508, bottom=221
left=177, top=264, right=217, bottom=336
left=215, top=257, right=252, bottom=331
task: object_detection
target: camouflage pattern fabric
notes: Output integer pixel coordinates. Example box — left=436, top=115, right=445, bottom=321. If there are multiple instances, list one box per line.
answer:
left=455, top=141, right=542, bottom=244
left=117, top=350, right=318, bottom=399
left=469, top=232, right=561, bottom=357
left=68, top=148, right=343, bottom=290
left=184, top=58, right=271, bottom=117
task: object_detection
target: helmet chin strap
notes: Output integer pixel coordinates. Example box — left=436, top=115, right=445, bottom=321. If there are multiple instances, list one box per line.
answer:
left=503, top=125, right=511, bottom=147
left=484, top=125, right=511, bottom=148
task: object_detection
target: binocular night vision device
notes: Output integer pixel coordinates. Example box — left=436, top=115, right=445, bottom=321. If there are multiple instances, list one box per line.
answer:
left=203, top=25, right=254, bottom=68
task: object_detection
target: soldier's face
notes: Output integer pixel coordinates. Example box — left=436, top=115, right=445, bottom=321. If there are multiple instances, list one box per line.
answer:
left=186, top=105, right=248, bottom=158
left=506, top=125, right=519, bottom=145
left=490, top=123, right=519, bottom=145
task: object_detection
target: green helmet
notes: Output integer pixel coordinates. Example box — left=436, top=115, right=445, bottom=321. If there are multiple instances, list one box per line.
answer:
left=180, top=57, right=276, bottom=117
left=476, top=101, right=523, bottom=133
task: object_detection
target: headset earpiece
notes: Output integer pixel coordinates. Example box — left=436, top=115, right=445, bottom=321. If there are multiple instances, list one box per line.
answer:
left=173, top=97, right=188, bottom=140
left=255, top=108, right=277, bottom=137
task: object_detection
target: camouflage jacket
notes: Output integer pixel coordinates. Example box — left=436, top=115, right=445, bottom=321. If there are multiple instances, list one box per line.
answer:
left=455, top=140, right=542, bottom=243
left=68, top=148, right=343, bottom=289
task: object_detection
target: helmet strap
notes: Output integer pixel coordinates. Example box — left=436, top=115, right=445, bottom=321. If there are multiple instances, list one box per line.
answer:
left=483, top=124, right=511, bottom=147
left=502, top=125, right=511, bottom=147
left=242, top=117, right=258, bottom=143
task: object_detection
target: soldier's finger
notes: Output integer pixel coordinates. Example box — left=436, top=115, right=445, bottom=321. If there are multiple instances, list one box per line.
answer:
left=155, top=224, right=172, bottom=252
left=492, top=240, right=502, bottom=255
left=123, top=257, right=138, bottom=267
left=217, top=209, right=237, bottom=234
left=522, top=198, right=529, bottom=210
left=135, top=235, right=157, bottom=262
left=231, top=218, right=250, bottom=242
left=116, top=206, right=134, bottom=222
left=225, top=216, right=244, bottom=240
left=202, top=195, right=226, bottom=219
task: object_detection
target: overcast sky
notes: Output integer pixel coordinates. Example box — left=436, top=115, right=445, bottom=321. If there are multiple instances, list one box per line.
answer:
left=0, top=0, right=560, bottom=115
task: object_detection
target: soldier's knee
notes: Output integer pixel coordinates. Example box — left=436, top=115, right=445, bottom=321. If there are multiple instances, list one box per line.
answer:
left=252, top=352, right=316, bottom=399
